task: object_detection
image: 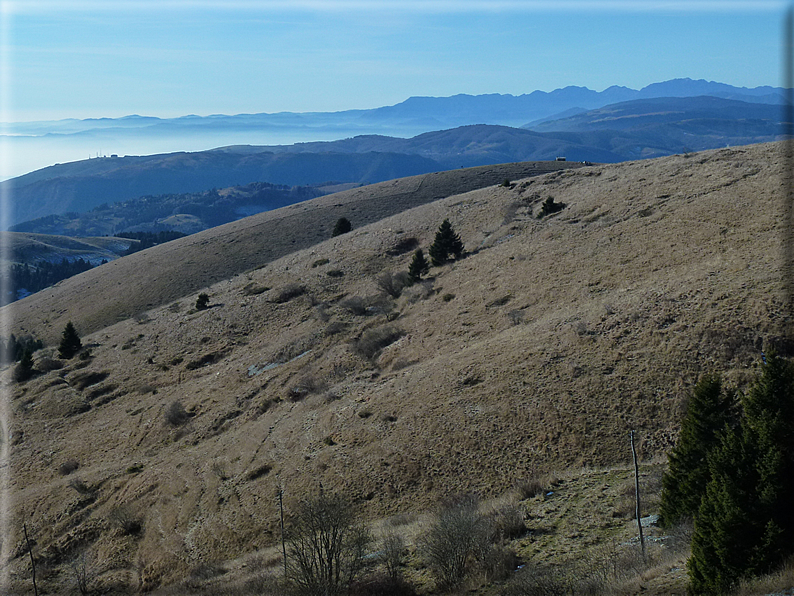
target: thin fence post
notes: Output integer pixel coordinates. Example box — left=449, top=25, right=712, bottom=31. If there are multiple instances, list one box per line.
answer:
left=630, top=430, right=646, bottom=560
left=24, top=522, right=38, bottom=596
left=278, top=485, right=287, bottom=580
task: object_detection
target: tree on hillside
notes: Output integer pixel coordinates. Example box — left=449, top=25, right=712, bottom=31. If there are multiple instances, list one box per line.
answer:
left=428, top=219, right=464, bottom=266
left=195, top=293, right=210, bottom=310
left=58, top=322, right=82, bottom=359
left=332, top=217, right=352, bottom=237
left=659, top=374, right=737, bottom=527
left=13, top=349, right=34, bottom=382
left=408, top=249, right=430, bottom=281
left=688, top=354, right=794, bottom=594
left=286, top=491, right=371, bottom=596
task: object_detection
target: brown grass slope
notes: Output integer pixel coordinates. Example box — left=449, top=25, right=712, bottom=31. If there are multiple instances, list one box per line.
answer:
left=4, top=160, right=578, bottom=345
left=3, top=143, right=789, bottom=592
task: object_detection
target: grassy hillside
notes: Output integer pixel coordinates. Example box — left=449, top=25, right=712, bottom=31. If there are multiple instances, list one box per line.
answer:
left=4, top=160, right=579, bottom=345
left=2, top=143, right=789, bottom=594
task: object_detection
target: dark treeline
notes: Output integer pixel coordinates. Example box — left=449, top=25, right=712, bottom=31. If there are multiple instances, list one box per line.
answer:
left=3, top=258, right=102, bottom=305
left=117, top=231, right=187, bottom=255
left=0, top=334, right=43, bottom=364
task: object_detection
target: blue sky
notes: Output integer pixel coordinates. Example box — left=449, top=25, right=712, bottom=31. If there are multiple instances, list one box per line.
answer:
left=0, top=0, right=788, bottom=122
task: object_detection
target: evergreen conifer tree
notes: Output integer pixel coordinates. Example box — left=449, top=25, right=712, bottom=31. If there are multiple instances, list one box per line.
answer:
left=428, top=219, right=464, bottom=266
left=688, top=354, right=794, bottom=593
left=408, top=249, right=430, bottom=281
left=659, top=375, right=736, bottom=527
left=58, top=321, right=82, bottom=359
left=332, top=217, right=352, bottom=237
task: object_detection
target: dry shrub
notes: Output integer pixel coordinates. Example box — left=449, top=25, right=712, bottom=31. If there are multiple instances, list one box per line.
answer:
left=486, top=501, right=525, bottom=540
left=376, top=271, right=413, bottom=299
left=340, top=296, right=368, bottom=316
left=513, top=476, right=546, bottom=500
left=109, top=505, right=143, bottom=536
left=400, top=280, right=434, bottom=305
left=270, top=284, right=306, bottom=303
left=325, top=321, right=348, bottom=336
left=70, top=370, right=109, bottom=390
left=59, top=459, right=80, bottom=475
left=353, top=326, right=404, bottom=360
left=68, top=478, right=92, bottom=494
left=418, top=494, right=491, bottom=590
left=242, top=282, right=268, bottom=296
left=286, top=374, right=326, bottom=401
left=165, top=400, right=190, bottom=426
left=36, top=357, right=63, bottom=372
left=732, top=554, right=794, bottom=596
left=349, top=574, right=418, bottom=596
left=386, top=236, right=419, bottom=256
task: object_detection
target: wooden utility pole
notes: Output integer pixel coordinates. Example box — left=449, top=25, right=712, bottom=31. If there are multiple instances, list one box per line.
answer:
left=630, top=430, right=646, bottom=560
left=23, top=522, right=38, bottom=596
left=278, top=485, right=287, bottom=579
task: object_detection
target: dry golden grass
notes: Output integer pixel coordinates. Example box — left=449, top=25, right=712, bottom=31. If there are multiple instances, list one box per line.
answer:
left=2, top=143, right=791, bottom=593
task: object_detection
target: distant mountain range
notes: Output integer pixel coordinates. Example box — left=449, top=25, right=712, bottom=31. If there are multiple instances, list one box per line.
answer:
left=2, top=79, right=788, bottom=232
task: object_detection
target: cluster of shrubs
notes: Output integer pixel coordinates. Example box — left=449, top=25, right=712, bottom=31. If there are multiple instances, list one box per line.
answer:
left=276, top=489, right=524, bottom=596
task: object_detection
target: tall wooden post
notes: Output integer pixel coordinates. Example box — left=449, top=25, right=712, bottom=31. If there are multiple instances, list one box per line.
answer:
left=278, top=485, right=287, bottom=580
left=630, top=430, right=646, bottom=560
left=24, top=523, right=38, bottom=596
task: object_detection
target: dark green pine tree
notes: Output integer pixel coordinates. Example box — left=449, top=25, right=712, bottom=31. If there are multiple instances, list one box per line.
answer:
left=741, top=353, right=794, bottom=568
left=688, top=354, right=794, bottom=594
left=428, top=219, right=464, bottom=266
left=408, top=249, right=430, bottom=281
left=332, top=217, right=352, bottom=237
left=659, top=375, right=736, bottom=527
left=688, top=424, right=761, bottom=595
left=58, top=321, right=82, bottom=359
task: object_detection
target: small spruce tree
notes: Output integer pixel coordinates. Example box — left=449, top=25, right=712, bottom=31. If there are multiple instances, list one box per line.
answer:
left=428, top=219, right=464, bottom=266
left=196, top=293, right=210, bottom=310
left=58, top=321, right=82, bottom=359
left=409, top=249, right=430, bottom=281
left=332, top=217, right=352, bottom=237
left=659, top=374, right=736, bottom=527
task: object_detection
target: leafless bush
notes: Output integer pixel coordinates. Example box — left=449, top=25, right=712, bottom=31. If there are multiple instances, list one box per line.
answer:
left=68, top=477, right=93, bottom=495
left=478, top=544, right=519, bottom=582
left=349, top=574, right=418, bottom=596
left=36, top=357, right=63, bottom=372
left=380, top=530, right=405, bottom=581
left=353, top=326, right=404, bottom=360
left=109, top=505, right=143, bottom=536
left=486, top=501, right=525, bottom=540
left=513, top=477, right=546, bottom=500
left=70, top=548, right=95, bottom=595
left=242, top=282, right=268, bottom=296
left=386, top=236, right=419, bottom=256
left=340, top=296, right=368, bottom=316
left=400, top=280, right=434, bottom=304
left=507, top=309, right=525, bottom=325
left=59, top=459, right=79, bottom=476
left=315, top=303, right=331, bottom=322
left=286, top=374, right=326, bottom=401
left=286, top=491, right=372, bottom=596
left=418, top=495, right=490, bottom=590
left=376, top=271, right=413, bottom=299
left=270, top=284, right=306, bottom=303
left=165, top=400, right=190, bottom=426
left=325, top=321, right=349, bottom=336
